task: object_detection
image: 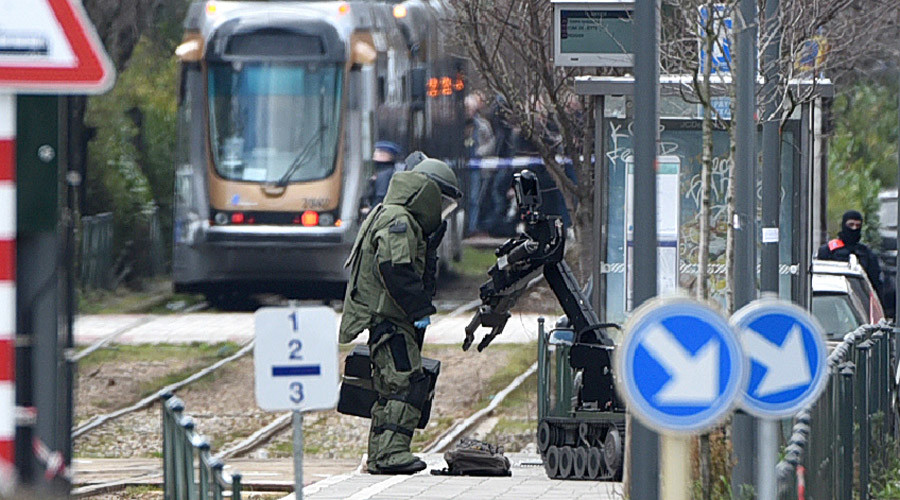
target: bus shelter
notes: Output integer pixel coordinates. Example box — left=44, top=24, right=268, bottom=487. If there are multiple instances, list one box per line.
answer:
left=575, top=75, right=833, bottom=325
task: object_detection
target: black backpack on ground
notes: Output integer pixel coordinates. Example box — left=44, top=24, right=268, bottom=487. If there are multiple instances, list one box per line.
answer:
left=431, top=439, right=512, bottom=477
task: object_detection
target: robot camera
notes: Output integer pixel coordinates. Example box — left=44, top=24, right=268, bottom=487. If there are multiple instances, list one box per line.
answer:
left=513, top=169, right=542, bottom=213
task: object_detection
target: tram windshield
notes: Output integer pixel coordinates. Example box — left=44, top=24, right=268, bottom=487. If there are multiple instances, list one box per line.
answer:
left=208, top=62, right=343, bottom=184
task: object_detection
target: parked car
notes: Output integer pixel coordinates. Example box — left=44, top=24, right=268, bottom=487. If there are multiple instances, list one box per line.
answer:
left=878, top=189, right=897, bottom=254
left=878, top=189, right=897, bottom=317
left=812, top=258, right=884, bottom=340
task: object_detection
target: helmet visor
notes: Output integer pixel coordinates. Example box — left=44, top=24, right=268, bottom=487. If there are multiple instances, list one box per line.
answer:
left=441, top=195, right=458, bottom=220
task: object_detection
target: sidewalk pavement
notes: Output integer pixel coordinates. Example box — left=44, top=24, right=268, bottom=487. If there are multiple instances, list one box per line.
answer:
left=284, top=453, right=624, bottom=500
left=73, top=312, right=548, bottom=346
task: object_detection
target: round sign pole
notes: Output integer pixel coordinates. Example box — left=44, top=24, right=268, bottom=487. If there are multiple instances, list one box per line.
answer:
left=617, top=297, right=747, bottom=499
left=660, top=435, right=691, bottom=500
left=757, top=419, right=778, bottom=500
left=293, top=410, right=304, bottom=499
left=732, top=298, right=828, bottom=500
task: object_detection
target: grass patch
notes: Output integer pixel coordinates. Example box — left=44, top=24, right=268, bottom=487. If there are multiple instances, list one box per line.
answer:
left=272, top=439, right=324, bottom=456
left=78, top=278, right=205, bottom=315
left=123, top=485, right=162, bottom=495
left=143, top=293, right=207, bottom=314
left=138, top=361, right=228, bottom=397
left=412, top=415, right=455, bottom=451
left=490, top=417, right=535, bottom=434
left=483, top=416, right=538, bottom=452
left=455, top=247, right=498, bottom=277
left=77, top=342, right=240, bottom=368
left=481, top=342, right=538, bottom=398
left=494, top=371, right=538, bottom=412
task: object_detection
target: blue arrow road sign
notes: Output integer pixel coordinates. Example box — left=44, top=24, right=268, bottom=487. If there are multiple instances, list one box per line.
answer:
left=616, top=298, right=746, bottom=434
left=731, top=298, right=827, bottom=418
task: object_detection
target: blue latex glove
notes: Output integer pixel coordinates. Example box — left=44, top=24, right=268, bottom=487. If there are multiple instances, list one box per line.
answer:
left=414, top=317, right=431, bottom=329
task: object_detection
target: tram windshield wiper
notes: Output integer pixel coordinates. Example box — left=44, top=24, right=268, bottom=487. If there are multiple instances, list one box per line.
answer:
left=275, top=127, right=325, bottom=187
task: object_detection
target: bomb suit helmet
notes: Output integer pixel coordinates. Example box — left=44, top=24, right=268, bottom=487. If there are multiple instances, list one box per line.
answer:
left=411, top=158, right=462, bottom=219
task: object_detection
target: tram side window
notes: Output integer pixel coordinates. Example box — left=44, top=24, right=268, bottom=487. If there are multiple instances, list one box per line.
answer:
left=175, top=65, right=197, bottom=202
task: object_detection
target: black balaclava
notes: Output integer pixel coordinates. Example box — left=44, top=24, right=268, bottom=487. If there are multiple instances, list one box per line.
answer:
left=839, top=209, right=863, bottom=245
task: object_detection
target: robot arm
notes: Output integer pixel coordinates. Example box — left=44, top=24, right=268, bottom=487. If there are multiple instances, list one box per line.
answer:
left=462, top=170, right=617, bottom=352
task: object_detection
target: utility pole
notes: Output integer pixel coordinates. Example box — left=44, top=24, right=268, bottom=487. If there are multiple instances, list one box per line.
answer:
left=757, top=2, right=781, bottom=497
left=896, top=73, right=900, bottom=324
left=731, top=0, right=759, bottom=496
left=760, top=0, right=780, bottom=295
left=630, top=0, right=660, bottom=497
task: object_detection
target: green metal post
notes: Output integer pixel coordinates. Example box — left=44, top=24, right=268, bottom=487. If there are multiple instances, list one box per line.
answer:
left=828, top=372, right=838, bottom=496
left=884, top=328, right=895, bottom=438
left=839, top=363, right=854, bottom=500
left=815, top=391, right=826, bottom=498
left=161, top=394, right=176, bottom=500
left=822, top=376, right=838, bottom=495
left=872, top=332, right=885, bottom=468
left=197, top=440, right=210, bottom=500
left=559, top=345, right=573, bottom=414
left=537, top=318, right=548, bottom=420
left=180, top=417, right=198, bottom=500
left=554, top=346, right=571, bottom=415
left=168, top=399, right=186, bottom=500
left=211, top=458, right=225, bottom=500
left=857, top=341, right=871, bottom=500
left=231, top=472, right=242, bottom=500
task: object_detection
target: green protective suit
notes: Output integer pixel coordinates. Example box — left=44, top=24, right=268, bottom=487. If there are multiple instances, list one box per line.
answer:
left=340, top=171, right=442, bottom=471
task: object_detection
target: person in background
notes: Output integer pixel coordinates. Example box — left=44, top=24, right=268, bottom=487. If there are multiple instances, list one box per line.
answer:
left=369, top=141, right=402, bottom=207
left=482, top=95, right=516, bottom=236
left=817, top=209, right=884, bottom=303
left=463, top=93, right=495, bottom=236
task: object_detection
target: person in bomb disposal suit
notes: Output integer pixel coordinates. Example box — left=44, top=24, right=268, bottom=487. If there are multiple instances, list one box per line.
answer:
left=339, top=156, right=462, bottom=474
left=817, top=209, right=884, bottom=303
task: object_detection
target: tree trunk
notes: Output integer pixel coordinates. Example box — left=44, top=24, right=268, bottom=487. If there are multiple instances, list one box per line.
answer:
left=698, top=6, right=716, bottom=499
left=726, top=121, right=737, bottom=314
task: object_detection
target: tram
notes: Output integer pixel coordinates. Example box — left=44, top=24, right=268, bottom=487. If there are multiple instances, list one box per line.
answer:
left=171, top=0, right=466, bottom=307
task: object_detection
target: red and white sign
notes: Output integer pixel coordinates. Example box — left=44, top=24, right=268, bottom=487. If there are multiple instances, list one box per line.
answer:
left=0, top=94, right=15, bottom=490
left=0, top=0, right=115, bottom=93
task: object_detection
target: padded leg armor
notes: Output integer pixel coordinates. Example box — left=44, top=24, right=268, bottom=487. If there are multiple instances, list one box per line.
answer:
left=367, top=321, right=429, bottom=473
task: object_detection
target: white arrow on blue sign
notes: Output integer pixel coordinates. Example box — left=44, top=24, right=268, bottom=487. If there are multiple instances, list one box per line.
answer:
left=616, top=298, right=746, bottom=434
left=731, top=298, right=828, bottom=418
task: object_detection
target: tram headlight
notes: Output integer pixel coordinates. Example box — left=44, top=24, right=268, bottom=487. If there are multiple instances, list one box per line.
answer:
left=319, top=213, right=335, bottom=227
left=214, top=212, right=229, bottom=225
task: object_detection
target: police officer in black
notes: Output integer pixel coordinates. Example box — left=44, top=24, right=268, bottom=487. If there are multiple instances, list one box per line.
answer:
left=817, top=209, right=883, bottom=300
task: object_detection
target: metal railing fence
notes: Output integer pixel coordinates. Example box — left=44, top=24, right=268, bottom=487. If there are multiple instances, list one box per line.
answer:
left=776, top=323, right=897, bottom=499
left=161, top=392, right=242, bottom=500
left=80, top=212, right=114, bottom=290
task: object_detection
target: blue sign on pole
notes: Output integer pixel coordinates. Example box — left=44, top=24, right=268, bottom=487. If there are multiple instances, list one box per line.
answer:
left=616, top=298, right=746, bottom=433
left=698, top=4, right=732, bottom=74
left=731, top=298, right=828, bottom=418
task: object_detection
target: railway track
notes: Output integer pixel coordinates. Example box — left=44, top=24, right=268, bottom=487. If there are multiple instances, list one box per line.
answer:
left=72, top=340, right=254, bottom=438
left=72, top=279, right=547, bottom=496
left=71, top=301, right=210, bottom=363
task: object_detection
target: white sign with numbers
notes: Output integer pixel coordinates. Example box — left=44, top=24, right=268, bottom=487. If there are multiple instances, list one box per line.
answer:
left=254, top=306, right=339, bottom=412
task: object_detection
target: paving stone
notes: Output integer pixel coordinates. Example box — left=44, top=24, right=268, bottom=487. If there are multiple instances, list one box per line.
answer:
left=298, top=452, right=622, bottom=500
